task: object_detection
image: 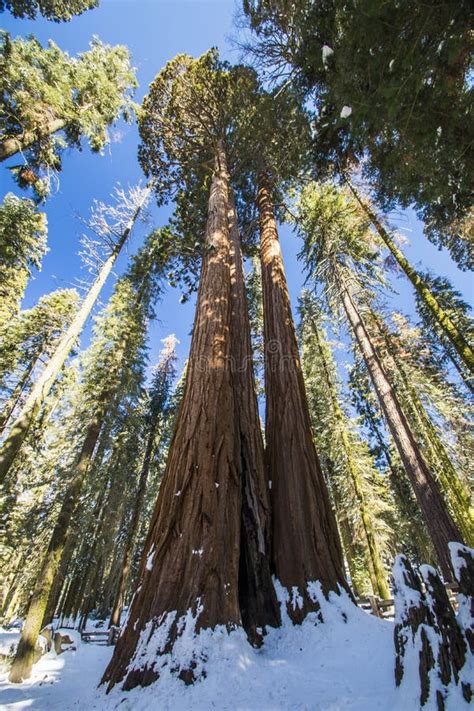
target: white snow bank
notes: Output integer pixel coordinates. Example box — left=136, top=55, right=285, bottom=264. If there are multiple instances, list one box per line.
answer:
left=1, top=593, right=469, bottom=710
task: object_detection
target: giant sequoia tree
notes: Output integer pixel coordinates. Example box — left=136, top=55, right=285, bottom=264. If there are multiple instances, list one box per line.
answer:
left=0, top=33, right=136, bottom=197
left=237, top=89, right=348, bottom=619
left=103, top=51, right=280, bottom=692
left=297, top=181, right=464, bottom=579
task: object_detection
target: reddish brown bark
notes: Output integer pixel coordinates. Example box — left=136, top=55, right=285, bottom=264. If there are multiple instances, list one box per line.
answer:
left=228, top=190, right=280, bottom=641
left=340, top=284, right=462, bottom=580
left=102, top=144, right=242, bottom=691
left=257, top=173, right=348, bottom=622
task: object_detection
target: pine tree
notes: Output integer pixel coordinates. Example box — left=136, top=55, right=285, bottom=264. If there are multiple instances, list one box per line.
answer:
left=8, top=228, right=168, bottom=682
left=0, top=193, right=47, bottom=329
left=109, top=335, right=178, bottom=628
left=0, top=184, right=151, bottom=484
left=0, top=0, right=98, bottom=21
left=0, top=33, right=136, bottom=197
left=298, top=292, right=392, bottom=599
left=296, top=181, right=463, bottom=579
left=348, top=355, right=435, bottom=567
left=369, top=311, right=474, bottom=546
left=344, top=179, right=474, bottom=375
left=0, top=288, right=79, bottom=434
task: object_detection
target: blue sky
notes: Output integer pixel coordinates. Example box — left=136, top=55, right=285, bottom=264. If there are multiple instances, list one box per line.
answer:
left=1, top=0, right=472, bottom=382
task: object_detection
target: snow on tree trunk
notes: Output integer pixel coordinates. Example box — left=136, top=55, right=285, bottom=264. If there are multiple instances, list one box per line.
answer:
left=102, top=144, right=243, bottom=692
left=257, top=171, right=348, bottom=622
left=393, top=553, right=472, bottom=710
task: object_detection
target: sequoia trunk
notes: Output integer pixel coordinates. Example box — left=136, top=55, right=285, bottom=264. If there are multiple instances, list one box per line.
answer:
left=102, top=144, right=242, bottom=691
left=340, top=283, right=462, bottom=580
left=228, top=190, right=280, bottom=641
left=257, top=172, right=348, bottom=622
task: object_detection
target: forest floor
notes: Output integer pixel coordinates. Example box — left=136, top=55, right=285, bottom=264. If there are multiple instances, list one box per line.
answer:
left=0, top=592, right=470, bottom=710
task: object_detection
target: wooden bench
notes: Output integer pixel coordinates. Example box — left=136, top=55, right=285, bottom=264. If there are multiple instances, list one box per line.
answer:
left=356, top=582, right=459, bottom=619
left=80, top=627, right=120, bottom=646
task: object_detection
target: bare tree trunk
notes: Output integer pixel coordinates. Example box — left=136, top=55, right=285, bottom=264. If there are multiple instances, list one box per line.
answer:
left=346, top=178, right=474, bottom=375
left=340, top=283, right=462, bottom=580
left=228, top=190, right=280, bottom=642
left=257, top=172, right=348, bottom=622
left=0, top=186, right=150, bottom=484
left=102, top=143, right=242, bottom=692
left=0, top=118, right=66, bottom=162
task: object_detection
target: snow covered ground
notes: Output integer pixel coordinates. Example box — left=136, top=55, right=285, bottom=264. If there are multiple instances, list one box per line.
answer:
left=0, top=593, right=470, bottom=710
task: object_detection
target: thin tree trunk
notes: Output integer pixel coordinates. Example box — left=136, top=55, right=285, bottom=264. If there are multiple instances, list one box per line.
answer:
left=309, top=316, right=390, bottom=599
left=0, top=349, right=42, bottom=436
left=8, top=414, right=103, bottom=682
left=0, top=185, right=151, bottom=484
left=340, top=282, right=463, bottom=580
left=257, top=171, right=348, bottom=622
left=346, top=179, right=474, bottom=374
left=0, top=118, right=66, bottom=162
left=228, top=189, right=280, bottom=642
left=369, top=313, right=474, bottom=545
left=109, top=427, right=157, bottom=628
left=102, top=143, right=242, bottom=692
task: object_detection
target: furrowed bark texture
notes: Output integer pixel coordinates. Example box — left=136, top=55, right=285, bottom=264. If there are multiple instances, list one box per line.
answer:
left=102, top=145, right=242, bottom=692
left=341, top=285, right=462, bottom=580
left=257, top=172, right=348, bottom=622
left=228, top=190, right=280, bottom=641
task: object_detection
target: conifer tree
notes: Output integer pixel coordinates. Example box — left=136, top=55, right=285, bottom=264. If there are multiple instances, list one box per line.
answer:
left=109, top=335, right=178, bottom=628
left=296, top=181, right=463, bottom=579
left=0, top=33, right=136, bottom=197
left=0, top=288, right=79, bottom=434
left=236, top=88, right=348, bottom=620
left=0, top=193, right=47, bottom=329
left=0, top=184, right=151, bottom=484
left=348, top=355, right=435, bottom=568
left=344, top=179, right=474, bottom=375
left=103, top=51, right=279, bottom=692
left=0, top=0, right=98, bottom=21
left=8, top=228, right=169, bottom=682
left=298, top=292, right=392, bottom=599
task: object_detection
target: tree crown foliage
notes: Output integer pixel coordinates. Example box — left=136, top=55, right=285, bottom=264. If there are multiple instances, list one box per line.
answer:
left=243, top=0, right=474, bottom=269
left=295, top=181, right=385, bottom=307
left=0, top=0, right=98, bottom=21
left=0, top=32, right=137, bottom=198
